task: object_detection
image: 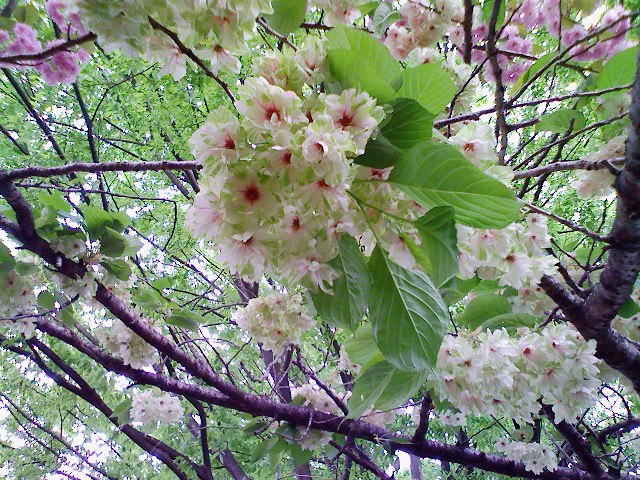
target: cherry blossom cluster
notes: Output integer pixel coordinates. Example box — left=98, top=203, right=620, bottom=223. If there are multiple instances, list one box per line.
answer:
left=72, top=0, right=276, bottom=80
left=310, top=0, right=366, bottom=27
left=0, top=20, right=89, bottom=85
left=450, top=22, right=533, bottom=85
left=130, top=390, right=184, bottom=428
left=573, top=135, right=626, bottom=199
left=348, top=166, right=426, bottom=270
left=186, top=41, right=391, bottom=288
left=96, top=319, right=160, bottom=369
left=384, top=0, right=463, bottom=60
left=438, top=410, right=466, bottom=426
left=494, top=439, right=558, bottom=474
left=432, top=324, right=601, bottom=425
left=231, top=292, right=314, bottom=353
left=511, top=0, right=631, bottom=61
left=290, top=384, right=343, bottom=450
left=457, top=214, right=557, bottom=310
left=446, top=1, right=632, bottom=85
left=448, top=121, right=513, bottom=184
left=0, top=269, right=38, bottom=337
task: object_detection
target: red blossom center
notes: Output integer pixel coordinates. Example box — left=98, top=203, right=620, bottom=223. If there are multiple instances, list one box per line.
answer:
left=290, top=216, right=301, bottom=231
left=241, top=184, right=261, bottom=205
left=315, top=180, right=330, bottom=190
left=281, top=150, right=292, bottom=165
left=463, top=142, right=476, bottom=152
left=223, top=134, right=235, bottom=150
left=263, top=103, right=281, bottom=122
left=337, top=110, right=354, bottom=128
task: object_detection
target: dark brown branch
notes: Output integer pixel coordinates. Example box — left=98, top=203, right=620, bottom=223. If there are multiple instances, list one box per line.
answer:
left=526, top=203, right=610, bottom=243
left=462, top=0, right=473, bottom=64
left=542, top=405, right=605, bottom=477
left=218, top=449, right=252, bottom=480
left=0, top=32, right=97, bottom=63
left=0, top=160, right=201, bottom=182
left=412, top=395, right=433, bottom=443
left=2, top=68, right=66, bottom=159
left=515, top=157, right=624, bottom=179
left=485, top=0, right=508, bottom=165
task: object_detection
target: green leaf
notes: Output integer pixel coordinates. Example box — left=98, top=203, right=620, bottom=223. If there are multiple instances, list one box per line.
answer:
left=348, top=360, right=427, bottom=419
left=37, top=191, right=71, bottom=213
left=251, top=436, right=280, bottom=463
left=311, top=235, right=370, bottom=331
left=481, top=0, right=505, bottom=28
left=480, top=312, right=539, bottom=331
left=264, top=0, right=307, bottom=36
left=243, top=419, right=269, bottom=434
left=344, top=324, right=383, bottom=366
left=369, top=246, right=447, bottom=371
left=371, top=1, right=401, bottom=36
left=618, top=297, right=640, bottom=319
left=388, top=142, right=520, bottom=229
left=133, top=287, right=165, bottom=311
left=58, top=305, right=76, bottom=327
left=166, top=308, right=207, bottom=331
left=412, top=207, right=458, bottom=287
left=354, top=135, right=402, bottom=168
left=99, top=227, right=128, bottom=258
left=381, top=98, right=434, bottom=150
left=0, top=241, right=15, bottom=273
left=82, top=205, right=130, bottom=238
left=289, top=443, right=314, bottom=466
left=535, top=109, right=586, bottom=133
left=444, top=276, right=480, bottom=305
left=395, top=63, right=457, bottom=115
left=35, top=206, right=59, bottom=229
left=100, top=259, right=132, bottom=281
left=358, top=1, right=380, bottom=15
left=510, top=53, right=554, bottom=93
left=111, top=398, right=133, bottom=425
left=12, top=4, right=40, bottom=25
left=151, top=276, right=173, bottom=289
left=14, top=261, right=37, bottom=276
left=457, top=294, right=512, bottom=330
left=594, top=47, right=637, bottom=91
left=269, top=438, right=288, bottom=471
left=324, top=443, right=340, bottom=460
left=37, top=291, right=56, bottom=310
left=326, top=26, right=402, bottom=103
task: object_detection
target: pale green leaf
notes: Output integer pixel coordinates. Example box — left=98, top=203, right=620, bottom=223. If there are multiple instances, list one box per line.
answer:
left=264, top=0, right=307, bottom=36
left=369, top=246, right=447, bottom=371
left=344, top=324, right=383, bottom=366
left=412, top=207, right=458, bottom=287
left=326, top=26, right=402, bottom=103
left=480, top=312, right=539, bottom=331
left=348, top=360, right=427, bottom=419
left=535, top=109, right=586, bottom=133
left=395, top=63, right=457, bottom=115
left=311, top=235, right=370, bottom=331
left=387, top=142, right=520, bottom=229
left=457, top=294, right=512, bottom=330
